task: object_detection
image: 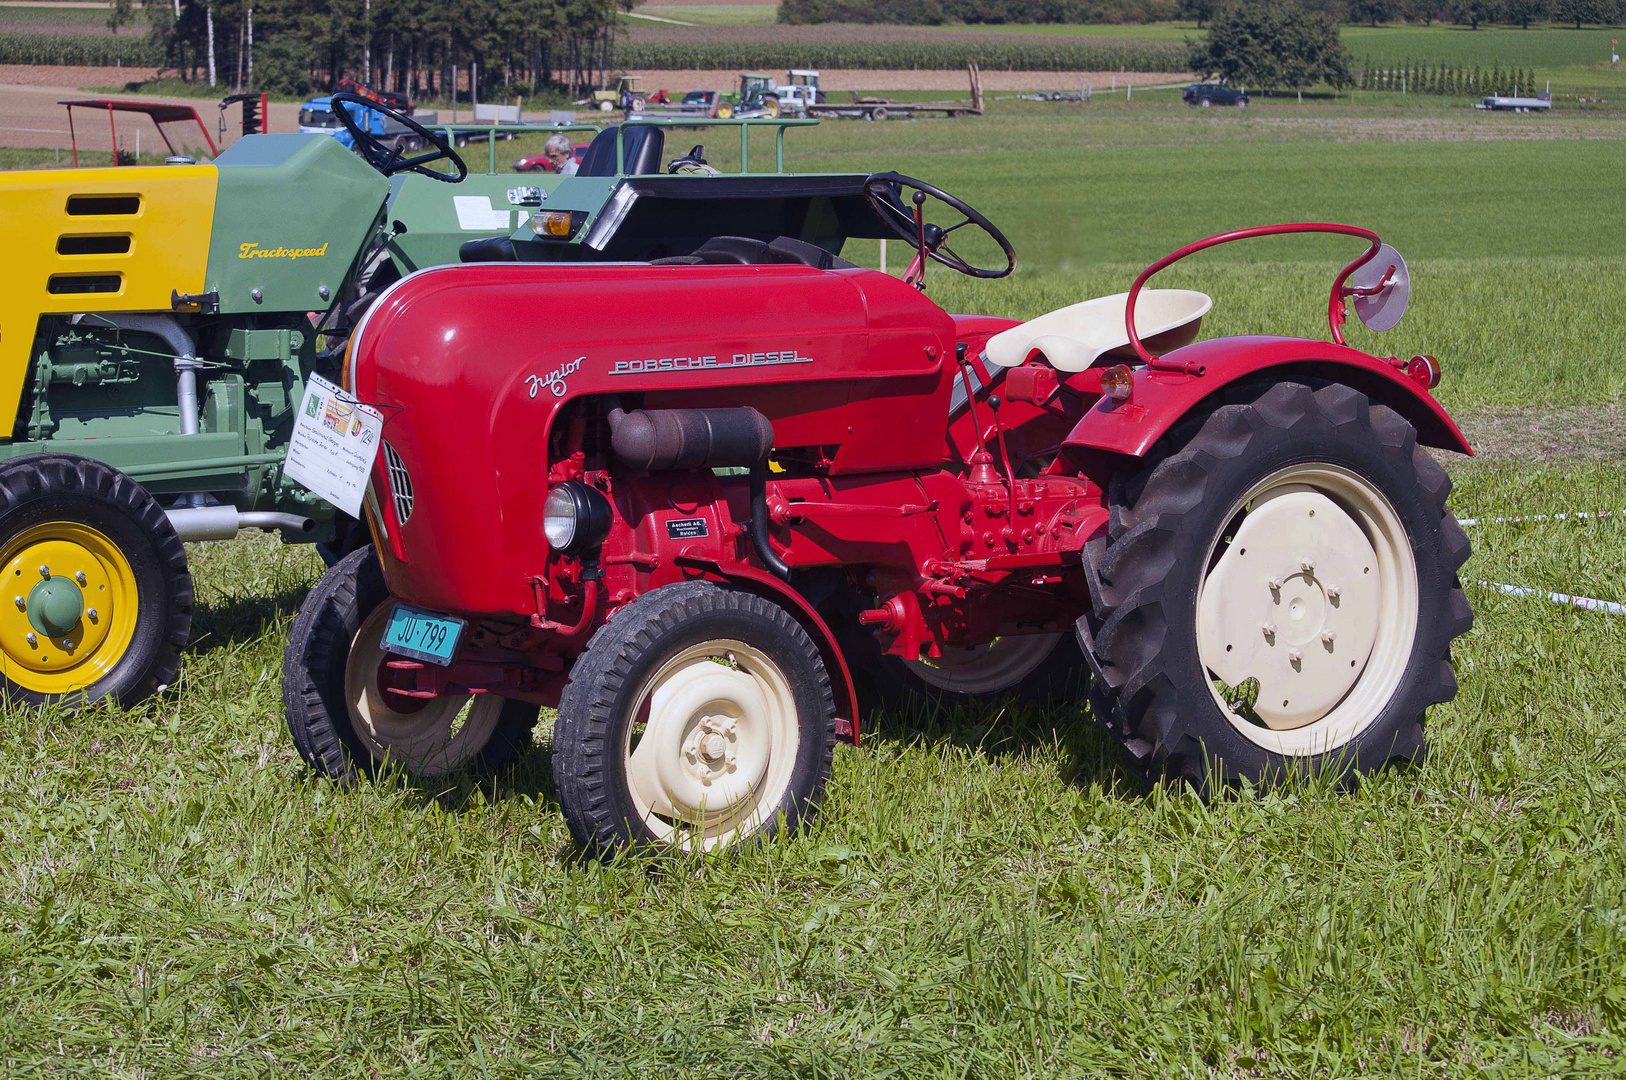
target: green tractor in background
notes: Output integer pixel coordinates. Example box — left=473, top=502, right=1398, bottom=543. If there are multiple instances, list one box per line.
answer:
left=0, top=94, right=858, bottom=711
left=715, top=74, right=783, bottom=120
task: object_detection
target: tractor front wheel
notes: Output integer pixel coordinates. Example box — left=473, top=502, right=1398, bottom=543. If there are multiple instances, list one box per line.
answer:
left=553, top=582, right=836, bottom=855
left=0, top=454, right=191, bottom=711
left=1081, top=381, right=1472, bottom=792
left=283, top=547, right=537, bottom=780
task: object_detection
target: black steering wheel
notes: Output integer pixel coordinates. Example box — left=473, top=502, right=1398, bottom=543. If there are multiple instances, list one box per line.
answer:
left=864, top=171, right=1015, bottom=279
left=330, top=92, right=467, bottom=183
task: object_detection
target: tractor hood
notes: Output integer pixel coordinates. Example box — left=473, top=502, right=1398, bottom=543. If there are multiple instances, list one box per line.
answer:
left=347, top=260, right=956, bottom=618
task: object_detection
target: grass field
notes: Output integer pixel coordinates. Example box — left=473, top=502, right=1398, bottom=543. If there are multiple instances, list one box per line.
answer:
left=3, top=92, right=1626, bottom=1075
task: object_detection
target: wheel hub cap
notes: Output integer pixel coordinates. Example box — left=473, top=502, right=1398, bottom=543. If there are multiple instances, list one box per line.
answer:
left=1197, top=487, right=1381, bottom=730
left=631, top=661, right=769, bottom=818
left=0, top=524, right=132, bottom=687
left=27, top=575, right=84, bottom=638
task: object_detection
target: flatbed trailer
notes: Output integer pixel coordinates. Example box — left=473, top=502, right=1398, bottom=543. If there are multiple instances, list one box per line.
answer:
left=1476, top=94, right=1552, bottom=112
left=807, top=99, right=981, bottom=121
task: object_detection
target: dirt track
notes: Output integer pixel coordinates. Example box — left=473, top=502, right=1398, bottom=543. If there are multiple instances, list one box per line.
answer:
left=0, top=70, right=304, bottom=152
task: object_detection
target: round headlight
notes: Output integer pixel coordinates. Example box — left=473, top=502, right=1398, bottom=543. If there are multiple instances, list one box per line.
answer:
left=543, top=481, right=612, bottom=554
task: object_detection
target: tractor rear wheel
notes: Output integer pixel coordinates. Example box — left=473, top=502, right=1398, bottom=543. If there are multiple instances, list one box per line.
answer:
left=0, top=454, right=191, bottom=711
left=1080, top=381, right=1472, bottom=793
left=283, top=547, right=537, bottom=780
left=553, top=581, right=836, bottom=855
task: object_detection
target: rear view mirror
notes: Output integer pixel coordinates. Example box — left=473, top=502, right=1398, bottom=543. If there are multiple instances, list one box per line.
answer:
left=1349, top=243, right=1410, bottom=332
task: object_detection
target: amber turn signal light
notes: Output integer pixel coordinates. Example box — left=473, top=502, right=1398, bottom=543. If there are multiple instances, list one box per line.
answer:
left=529, top=211, right=576, bottom=238
left=1100, top=364, right=1134, bottom=403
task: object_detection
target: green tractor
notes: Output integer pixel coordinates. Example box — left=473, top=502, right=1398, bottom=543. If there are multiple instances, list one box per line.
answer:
left=715, top=74, right=783, bottom=120
left=0, top=97, right=865, bottom=710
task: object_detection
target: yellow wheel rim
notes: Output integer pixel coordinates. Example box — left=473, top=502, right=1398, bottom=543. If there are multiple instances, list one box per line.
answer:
left=0, top=522, right=138, bottom=695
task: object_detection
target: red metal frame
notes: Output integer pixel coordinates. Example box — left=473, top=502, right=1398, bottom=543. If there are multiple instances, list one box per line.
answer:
left=59, top=99, right=219, bottom=166
left=1124, top=222, right=1384, bottom=370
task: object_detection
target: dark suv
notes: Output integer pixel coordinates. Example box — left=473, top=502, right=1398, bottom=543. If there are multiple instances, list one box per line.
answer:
left=1184, top=83, right=1250, bottom=108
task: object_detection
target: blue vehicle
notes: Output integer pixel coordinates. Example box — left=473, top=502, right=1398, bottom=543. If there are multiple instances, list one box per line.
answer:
left=299, top=96, right=438, bottom=152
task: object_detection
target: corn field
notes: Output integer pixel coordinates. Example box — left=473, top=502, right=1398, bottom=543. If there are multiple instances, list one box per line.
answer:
left=0, top=29, right=1188, bottom=75
left=620, top=38, right=1188, bottom=72
left=0, top=33, right=163, bottom=66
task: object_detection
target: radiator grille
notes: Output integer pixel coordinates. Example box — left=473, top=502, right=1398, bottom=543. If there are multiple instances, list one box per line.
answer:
left=382, top=442, right=413, bottom=526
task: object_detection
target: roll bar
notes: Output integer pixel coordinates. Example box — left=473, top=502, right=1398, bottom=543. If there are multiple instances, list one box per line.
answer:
left=1125, top=222, right=1385, bottom=374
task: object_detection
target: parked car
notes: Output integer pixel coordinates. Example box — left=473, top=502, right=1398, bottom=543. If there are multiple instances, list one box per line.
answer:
left=514, top=143, right=588, bottom=172
left=1184, top=83, right=1250, bottom=108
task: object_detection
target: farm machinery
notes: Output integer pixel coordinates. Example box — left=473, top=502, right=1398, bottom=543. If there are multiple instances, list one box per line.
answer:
left=284, top=175, right=1474, bottom=854
left=0, top=98, right=886, bottom=710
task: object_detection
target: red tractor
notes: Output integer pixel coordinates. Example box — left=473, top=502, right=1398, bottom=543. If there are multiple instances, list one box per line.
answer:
left=284, top=174, right=1472, bottom=854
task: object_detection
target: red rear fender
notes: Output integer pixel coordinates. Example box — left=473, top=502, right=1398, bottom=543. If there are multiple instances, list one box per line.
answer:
left=1061, top=336, right=1471, bottom=467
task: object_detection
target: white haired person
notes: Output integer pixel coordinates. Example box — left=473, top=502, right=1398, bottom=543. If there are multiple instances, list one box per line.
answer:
left=543, top=134, right=578, bottom=175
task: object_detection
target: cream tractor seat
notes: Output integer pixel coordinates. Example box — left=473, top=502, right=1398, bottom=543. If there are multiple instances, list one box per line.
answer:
left=984, top=289, right=1213, bottom=372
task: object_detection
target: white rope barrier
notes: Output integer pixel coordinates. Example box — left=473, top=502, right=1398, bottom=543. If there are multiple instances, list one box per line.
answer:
left=1475, top=580, right=1626, bottom=617
left=1458, top=510, right=1614, bottom=528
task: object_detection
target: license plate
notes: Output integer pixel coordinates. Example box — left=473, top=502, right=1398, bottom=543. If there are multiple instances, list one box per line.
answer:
left=381, top=604, right=466, bottom=667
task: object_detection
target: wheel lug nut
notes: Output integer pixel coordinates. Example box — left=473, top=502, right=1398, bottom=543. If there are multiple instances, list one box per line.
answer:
left=60, top=638, right=73, bottom=650
left=1288, top=647, right=1302, bottom=664
left=25, top=632, right=37, bottom=647
left=1327, top=585, right=1341, bottom=600
left=75, top=571, right=87, bottom=586
left=1268, top=577, right=1283, bottom=591
left=38, top=565, right=50, bottom=578
left=12, top=596, right=22, bottom=611
left=1261, top=621, right=1277, bottom=639
left=1300, top=558, right=1315, bottom=574
left=87, top=608, right=98, bottom=622
left=1321, top=629, right=1336, bottom=644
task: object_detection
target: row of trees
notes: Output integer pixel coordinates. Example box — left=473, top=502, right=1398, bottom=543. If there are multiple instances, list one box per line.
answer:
left=110, top=0, right=634, bottom=98
left=1358, top=57, right=1541, bottom=91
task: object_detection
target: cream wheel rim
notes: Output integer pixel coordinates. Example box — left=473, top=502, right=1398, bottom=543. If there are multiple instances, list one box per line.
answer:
left=344, top=605, right=504, bottom=776
left=1195, top=463, right=1418, bottom=756
left=623, top=639, right=800, bottom=850
left=901, top=633, right=1062, bottom=695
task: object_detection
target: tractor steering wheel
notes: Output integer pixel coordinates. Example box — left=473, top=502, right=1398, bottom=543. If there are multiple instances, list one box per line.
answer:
left=864, top=171, right=1015, bottom=279
left=330, top=92, right=467, bottom=184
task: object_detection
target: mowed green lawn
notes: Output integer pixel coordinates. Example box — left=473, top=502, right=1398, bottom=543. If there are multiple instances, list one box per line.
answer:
left=4, top=99, right=1626, bottom=1076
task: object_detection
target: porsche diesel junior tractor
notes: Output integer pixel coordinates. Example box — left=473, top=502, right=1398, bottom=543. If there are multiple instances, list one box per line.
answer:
left=284, top=175, right=1473, bottom=854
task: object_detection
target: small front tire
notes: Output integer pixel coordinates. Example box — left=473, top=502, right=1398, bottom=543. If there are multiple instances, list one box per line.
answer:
left=553, top=582, right=837, bottom=855
left=283, top=547, right=537, bottom=781
left=0, top=454, right=191, bottom=711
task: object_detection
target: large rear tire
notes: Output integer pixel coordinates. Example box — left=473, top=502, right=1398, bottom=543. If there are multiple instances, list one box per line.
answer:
left=0, top=454, right=190, bottom=711
left=1080, top=381, right=1472, bottom=792
left=283, top=547, right=537, bottom=780
left=553, top=582, right=836, bottom=855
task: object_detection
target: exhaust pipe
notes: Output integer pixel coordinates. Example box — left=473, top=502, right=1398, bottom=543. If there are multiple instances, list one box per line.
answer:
left=166, top=506, right=317, bottom=542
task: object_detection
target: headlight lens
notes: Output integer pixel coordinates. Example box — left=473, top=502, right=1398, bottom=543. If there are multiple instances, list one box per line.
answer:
left=543, top=485, right=578, bottom=549
left=543, top=480, right=613, bottom=554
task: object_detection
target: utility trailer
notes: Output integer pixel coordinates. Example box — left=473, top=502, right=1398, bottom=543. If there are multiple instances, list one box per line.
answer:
left=792, top=65, right=985, bottom=122
left=1476, top=93, right=1552, bottom=112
